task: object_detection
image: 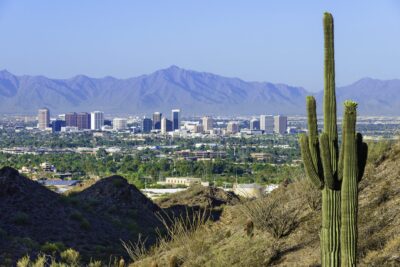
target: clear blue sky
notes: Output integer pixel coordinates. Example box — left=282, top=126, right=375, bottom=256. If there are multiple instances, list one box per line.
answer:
left=0, top=0, right=399, bottom=91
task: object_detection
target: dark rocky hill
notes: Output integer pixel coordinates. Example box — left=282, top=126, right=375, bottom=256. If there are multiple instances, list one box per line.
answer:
left=0, top=168, right=162, bottom=265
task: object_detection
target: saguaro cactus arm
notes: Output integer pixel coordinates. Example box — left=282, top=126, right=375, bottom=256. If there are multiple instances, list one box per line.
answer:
left=323, top=12, right=339, bottom=177
left=340, top=101, right=359, bottom=267
left=300, top=134, right=324, bottom=189
left=356, top=133, right=368, bottom=182
left=320, top=133, right=336, bottom=189
left=306, top=96, right=320, bottom=171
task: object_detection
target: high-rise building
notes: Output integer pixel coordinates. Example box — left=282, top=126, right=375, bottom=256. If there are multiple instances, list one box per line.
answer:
left=142, top=118, right=153, bottom=133
left=260, top=115, right=274, bottom=134
left=52, top=119, right=66, bottom=133
left=250, top=119, right=260, bottom=130
left=274, top=115, right=288, bottom=134
left=90, top=111, right=104, bottom=130
left=38, top=108, right=50, bottom=130
left=113, top=118, right=127, bottom=131
left=161, top=117, right=173, bottom=134
left=77, top=112, right=91, bottom=130
left=193, top=124, right=204, bottom=133
left=226, top=121, right=239, bottom=134
left=153, top=112, right=162, bottom=130
left=65, top=112, right=78, bottom=127
left=171, top=109, right=181, bottom=130
left=202, top=116, right=213, bottom=132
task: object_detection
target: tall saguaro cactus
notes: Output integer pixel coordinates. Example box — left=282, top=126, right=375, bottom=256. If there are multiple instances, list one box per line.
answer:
left=300, top=12, right=341, bottom=266
left=299, top=12, right=368, bottom=267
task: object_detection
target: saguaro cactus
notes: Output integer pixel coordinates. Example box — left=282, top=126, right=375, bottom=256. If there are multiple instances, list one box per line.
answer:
left=300, top=12, right=341, bottom=266
left=299, top=12, right=368, bottom=267
left=341, top=102, right=368, bottom=266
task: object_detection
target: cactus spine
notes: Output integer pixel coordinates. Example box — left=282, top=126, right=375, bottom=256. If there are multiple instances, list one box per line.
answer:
left=299, top=12, right=368, bottom=266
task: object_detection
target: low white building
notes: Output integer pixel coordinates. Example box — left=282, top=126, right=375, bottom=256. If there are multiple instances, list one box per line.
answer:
left=165, top=177, right=202, bottom=186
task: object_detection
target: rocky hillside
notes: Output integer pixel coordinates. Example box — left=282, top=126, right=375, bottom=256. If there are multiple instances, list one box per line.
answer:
left=156, top=184, right=240, bottom=209
left=132, top=141, right=400, bottom=267
left=0, top=168, right=163, bottom=265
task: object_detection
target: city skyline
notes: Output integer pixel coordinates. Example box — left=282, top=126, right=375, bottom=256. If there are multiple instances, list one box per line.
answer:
left=36, top=106, right=289, bottom=135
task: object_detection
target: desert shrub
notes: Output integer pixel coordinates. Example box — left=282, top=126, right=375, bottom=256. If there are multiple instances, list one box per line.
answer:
left=358, top=206, right=396, bottom=257
left=16, top=256, right=30, bottom=267
left=14, top=237, right=39, bottom=250
left=69, top=211, right=91, bottom=230
left=363, top=235, right=400, bottom=266
left=16, top=249, right=103, bottom=267
left=367, top=140, right=393, bottom=165
left=296, top=178, right=321, bottom=211
left=13, top=212, right=30, bottom=225
left=112, top=178, right=125, bottom=188
left=69, top=211, right=83, bottom=221
left=376, top=180, right=392, bottom=205
left=88, top=260, right=102, bottom=267
left=16, top=254, right=47, bottom=267
left=80, top=218, right=91, bottom=230
left=60, top=248, right=80, bottom=266
left=40, top=242, right=66, bottom=256
left=241, top=192, right=300, bottom=239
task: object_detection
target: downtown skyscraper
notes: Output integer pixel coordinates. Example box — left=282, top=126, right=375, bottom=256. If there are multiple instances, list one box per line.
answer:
left=171, top=109, right=180, bottom=130
left=152, top=112, right=162, bottom=130
left=38, top=108, right=50, bottom=130
left=77, top=112, right=91, bottom=130
left=91, top=111, right=104, bottom=130
left=274, top=115, right=287, bottom=134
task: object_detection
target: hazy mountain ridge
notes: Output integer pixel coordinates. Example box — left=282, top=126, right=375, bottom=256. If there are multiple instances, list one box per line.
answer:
left=0, top=66, right=399, bottom=115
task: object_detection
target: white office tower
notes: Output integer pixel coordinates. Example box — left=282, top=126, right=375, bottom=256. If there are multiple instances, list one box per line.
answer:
left=38, top=108, right=50, bottom=130
left=260, top=115, right=274, bottom=134
left=226, top=121, right=239, bottom=134
left=161, top=117, right=167, bottom=134
left=171, top=109, right=181, bottom=130
left=274, top=115, right=288, bottom=134
left=202, top=116, right=213, bottom=132
left=91, top=111, right=104, bottom=130
left=113, top=118, right=127, bottom=131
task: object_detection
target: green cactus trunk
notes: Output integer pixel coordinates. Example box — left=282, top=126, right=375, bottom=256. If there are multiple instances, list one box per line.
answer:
left=321, top=189, right=341, bottom=266
left=321, top=12, right=341, bottom=266
left=340, top=102, right=358, bottom=267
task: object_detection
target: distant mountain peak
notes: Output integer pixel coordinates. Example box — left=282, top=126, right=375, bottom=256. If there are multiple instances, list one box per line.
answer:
left=0, top=68, right=399, bottom=115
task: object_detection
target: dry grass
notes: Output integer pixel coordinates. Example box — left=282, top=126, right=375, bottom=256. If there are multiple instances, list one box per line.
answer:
left=121, top=234, right=148, bottom=263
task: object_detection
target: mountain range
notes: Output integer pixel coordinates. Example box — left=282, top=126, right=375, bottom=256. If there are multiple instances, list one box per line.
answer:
left=0, top=66, right=399, bottom=116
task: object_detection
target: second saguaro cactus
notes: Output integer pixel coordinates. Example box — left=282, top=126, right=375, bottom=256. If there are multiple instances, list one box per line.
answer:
left=299, top=12, right=368, bottom=267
